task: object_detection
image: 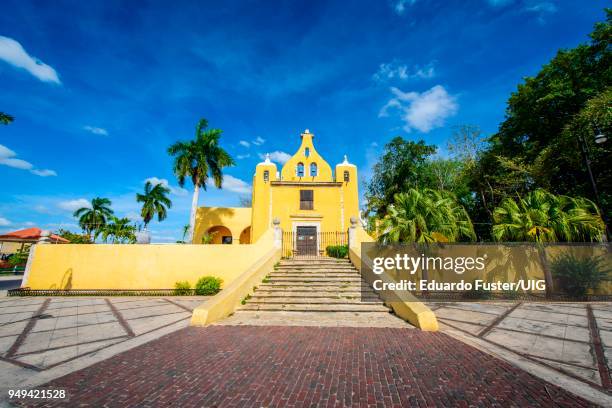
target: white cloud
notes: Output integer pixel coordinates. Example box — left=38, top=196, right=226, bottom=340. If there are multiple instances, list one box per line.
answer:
left=0, top=143, right=56, bottom=175
left=84, top=126, right=108, bottom=136
left=239, top=140, right=250, bottom=148
left=259, top=151, right=291, bottom=164
left=0, top=36, right=60, bottom=84
left=252, top=136, right=265, bottom=146
left=144, top=177, right=188, bottom=196
left=0, top=217, right=11, bottom=226
left=57, top=198, right=90, bottom=212
left=393, top=0, right=417, bottom=15
left=237, top=154, right=251, bottom=159
left=30, top=169, right=57, bottom=177
left=373, top=62, right=435, bottom=82
left=207, top=174, right=251, bottom=194
left=379, top=85, right=458, bottom=133
left=0, top=144, right=33, bottom=169
left=525, top=1, right=557, bottom=23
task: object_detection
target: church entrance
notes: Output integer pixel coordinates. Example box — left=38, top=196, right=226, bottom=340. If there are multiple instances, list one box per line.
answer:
left=295, top=226, right=317, bottom=257
left=282, top=228, right=348, bottom=259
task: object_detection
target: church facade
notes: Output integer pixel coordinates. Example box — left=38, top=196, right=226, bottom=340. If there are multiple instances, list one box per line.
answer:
left=193, top=129, right=359, bottom=255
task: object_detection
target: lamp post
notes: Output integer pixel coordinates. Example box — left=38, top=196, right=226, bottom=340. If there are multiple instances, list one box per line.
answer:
left=577, top=127, right=609, bottom=240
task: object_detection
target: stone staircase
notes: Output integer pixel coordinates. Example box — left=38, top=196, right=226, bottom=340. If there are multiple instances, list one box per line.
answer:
left=218, top=258, right=410, bottom=327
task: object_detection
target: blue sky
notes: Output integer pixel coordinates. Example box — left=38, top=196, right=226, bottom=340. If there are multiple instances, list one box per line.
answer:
left=0, top=0, right=607, bottom=241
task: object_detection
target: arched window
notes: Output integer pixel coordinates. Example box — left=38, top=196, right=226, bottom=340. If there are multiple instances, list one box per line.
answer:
left=344, top=170, right=350, bottom=182
left=263, top=170, right=269, bottom=182
left=310, top=162, right=317, bottom=177
left=304, top=147, right=310, bottom=157
left=296, top=162, right=304, bottom=177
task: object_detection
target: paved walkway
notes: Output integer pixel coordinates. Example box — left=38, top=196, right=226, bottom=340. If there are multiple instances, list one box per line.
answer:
left=0, top=296, right=207, bottom=391
left=10, top=325, right=598, bottom=407
left=429, top=302, right=612, bottom=394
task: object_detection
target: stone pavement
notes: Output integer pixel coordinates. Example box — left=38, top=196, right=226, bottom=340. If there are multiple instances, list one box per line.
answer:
left=9, top=325, right=600, bottom=407
left=0, top=296, right=207, bottom=392
left=429, top=302, right=612, bottom=395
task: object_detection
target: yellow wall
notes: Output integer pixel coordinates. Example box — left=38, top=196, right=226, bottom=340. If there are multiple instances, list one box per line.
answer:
left=193, top=207, right=252, bottom=244
left=25, top=229, right=276, bottom=290
left=280, top=130, right=333, bottom=182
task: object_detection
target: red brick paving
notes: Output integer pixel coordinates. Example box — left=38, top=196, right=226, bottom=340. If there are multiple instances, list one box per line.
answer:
left=17, top=326, right=595, bottom=407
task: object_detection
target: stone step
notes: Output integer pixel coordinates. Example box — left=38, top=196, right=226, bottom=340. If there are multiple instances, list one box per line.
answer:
left=239, top=303, right=390, bottom=312
left=278, top=262, right=351, bottom=267
left=252, top=290, right=371, bottom=297
left=216, top=311, right=411, bottom=328
left=281, top=259, right=351, bottom=263
left=266, top=277, right=363, bottom=283
left=268, top=273, right=360, bottom=279
left=258, top=283, right=370, bottom=290
left=273, top=269, right=358, bottom=274
left=249, top=297, right=381, bottom=304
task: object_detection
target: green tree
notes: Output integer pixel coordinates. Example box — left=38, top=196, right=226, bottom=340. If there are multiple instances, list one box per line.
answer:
left=100, top=216, right=136, bottom=244
left=476, top=10, right=611, bottom=225
left=492, top=189, right=605, bottom=242
left=73, top=197, right=114, bottom=240
left=168, top=118, right=234, bottom=243
left=136, top=181, right=172, bottom=228
left=377, top=188, right=476, bottom=244
left=0, top=112, right=13, bottom=125
left=55, top=229, right=92, bottom=244
left=365, top=137, right=437, bottom=218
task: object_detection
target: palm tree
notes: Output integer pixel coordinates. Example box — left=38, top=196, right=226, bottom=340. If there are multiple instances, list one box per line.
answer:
left=100, top=217, right=136, bottom=244
left=73, top=197, right=114, bottom=240
left=492, top=189, right=605, bottom=242
left=168, top=118, right=234, bottom=243
left=136, top=181, right=172, bottom=228
left=0, top=112, right=13, bottom=125
left=377, top=189, right=476, bottom=244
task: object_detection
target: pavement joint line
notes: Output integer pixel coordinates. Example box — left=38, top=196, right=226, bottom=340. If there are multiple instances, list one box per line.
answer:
left=6, top=298, right=50, bottom=357
left=478, top=302, right=523, bottom=338
left=100, top=302, right=180, bottom=313
left=28, top=318, right=122, bottom=335
left=0, top=355, right=42, bottom=372
left=524, top=353, right=599, bottom=371
left=479, top=324, right=592, bottom=345
left=587, top=304, right=612, bottom=390
left=439, top=319, right=608, bottom=393
left=105, top=299, right=135, bottom=337
left=124, top=310, right=190, bottom=322
left=162, top=298, right=196, bottom=312
left=437, top=316, right=487, bottom=327
left=519, top=304, right=590, bottom=318
left=13, top=335, right=130, bottom=358
left=501, top=315, right=589, bottom=330
left=123, top=316, right=191, bottom=339
left=433, top=304, right=510, bottom=317
left=0, top=309, right=46, bottom=317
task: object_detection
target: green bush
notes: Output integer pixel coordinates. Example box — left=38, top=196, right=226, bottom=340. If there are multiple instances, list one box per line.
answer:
left=194, top=276, right=223, bottom=296
left=550, top=254, right=610, bottom=299
left=326, top=245, right=348, bottom=258
left=174, top=281, right=191, bottom=296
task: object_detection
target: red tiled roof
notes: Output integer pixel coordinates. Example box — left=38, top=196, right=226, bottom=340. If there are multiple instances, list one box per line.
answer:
left=0, top=227, right=69, bottom=243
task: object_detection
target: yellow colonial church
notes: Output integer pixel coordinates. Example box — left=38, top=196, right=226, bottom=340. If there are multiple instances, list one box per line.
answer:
left=193, top=129, right=359, bottom=254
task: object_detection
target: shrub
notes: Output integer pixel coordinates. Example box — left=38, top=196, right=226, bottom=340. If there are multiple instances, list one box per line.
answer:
left=550, top=254, right=610, bottom=299
left=8, top=247, right=30, bottom=267
left=194, top=276, right=223, bottom=295
left=174, top=281, right=191, bottom=296
left=326, top=245, right=348, bottom=258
